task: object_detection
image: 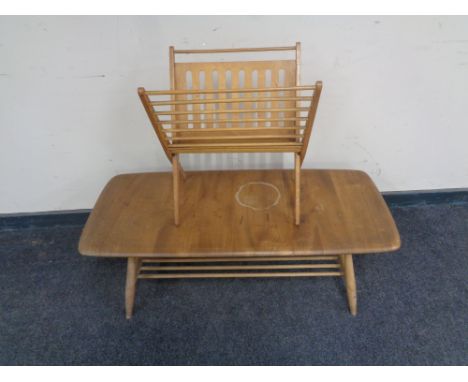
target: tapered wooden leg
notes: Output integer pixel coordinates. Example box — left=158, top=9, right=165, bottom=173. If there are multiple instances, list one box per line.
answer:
left=178, top=156, right=187, bottom=181
left=125, top=257, right=141, bottom=319
left=294, top=153, right=301, bottom=225
left=172, top=154, right=180, bottom=226
left=340, top=254, right=357, bottom=316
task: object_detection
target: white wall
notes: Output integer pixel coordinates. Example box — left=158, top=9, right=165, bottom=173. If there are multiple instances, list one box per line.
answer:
left=1, top=16, right=467, bottom=213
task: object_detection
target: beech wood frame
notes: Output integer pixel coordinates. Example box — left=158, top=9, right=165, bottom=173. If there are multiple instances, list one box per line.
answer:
left=138, top=43, right=323, bottom=226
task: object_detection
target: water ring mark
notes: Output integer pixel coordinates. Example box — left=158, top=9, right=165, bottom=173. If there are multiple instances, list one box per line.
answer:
left=234, top=181, right=281, bottom=211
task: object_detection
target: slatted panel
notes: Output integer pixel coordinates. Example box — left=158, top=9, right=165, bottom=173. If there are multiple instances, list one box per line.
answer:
left=138, top=255, right=342, bottom=279
left=138, top=50, right=323, bottom=157
left=171, top=60, right=299, bottom=145
left=144, top=86, right=316, bottom=153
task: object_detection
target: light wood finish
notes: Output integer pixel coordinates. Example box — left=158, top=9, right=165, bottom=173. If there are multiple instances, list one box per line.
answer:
left=165, top=126, right=306, bottom=133
left=294, top=153, right=301, bottom=225
left=137, top=254, right=343, bottom=280
left=340, top=254, right=357, bottom=316
left=172, top=154, right=180, bottom=225
left=88, top=43, right=400, bottom=317
left=79, top=170, right=401, bottom=258
left=169, top=142, right=302, bottom=148
left=146, top=86, right=316, bottom=95
left=295, top=42, right=302, bottom=137
left=177, top=155, right=186, bottom=180
left=300, top=81, right=322, bottom=163
left=168, top=46, right=178, bottom=151
left=137, top=89, right=171, bottom=162
left=173, top=46, right=298, bottom=54
left=138, top=272, right=342, bottom=279
left=138, top=43, right=322, bottom=225
left=295, top=42, right=301, bottom=87
left=140, top=264, right=340, bottom=271
left=125, top=257, right=141, bottom=319
left=161, top=117, right=307, bottom=125
left=79, top=169, right=401, bottom=318
left=150, top=95, right=313, bottom=106
left=170, top=146, right=302, bottom=154
left=171, top=135, right=304, bottom=142
left=141, top=256, right=339, bottom=263
left=169, top=46, right=176, bottom=89
left=156, top=107, right=310, bottom=116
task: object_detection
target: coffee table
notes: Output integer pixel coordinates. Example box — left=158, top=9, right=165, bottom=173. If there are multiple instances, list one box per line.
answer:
left=79, top=169, right=400, bottom=318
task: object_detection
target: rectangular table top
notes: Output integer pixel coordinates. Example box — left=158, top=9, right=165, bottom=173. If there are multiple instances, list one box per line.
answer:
left=79, top=169, right=400, bottom=258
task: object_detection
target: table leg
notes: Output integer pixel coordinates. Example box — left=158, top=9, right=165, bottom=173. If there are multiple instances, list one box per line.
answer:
left=340, top=254, right=357, bottom=316
left=125, top=257, right=141, bottom=319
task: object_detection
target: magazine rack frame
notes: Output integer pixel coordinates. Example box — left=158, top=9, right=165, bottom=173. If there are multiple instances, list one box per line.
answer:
left=138, top=43, right=322, bottom=225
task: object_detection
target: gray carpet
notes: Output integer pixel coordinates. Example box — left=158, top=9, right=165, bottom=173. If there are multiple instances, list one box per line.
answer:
left=0, top=204, right=467, bottom=365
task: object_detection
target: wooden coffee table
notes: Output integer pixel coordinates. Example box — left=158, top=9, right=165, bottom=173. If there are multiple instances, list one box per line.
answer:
left=79, top=169, right=400, bottom=318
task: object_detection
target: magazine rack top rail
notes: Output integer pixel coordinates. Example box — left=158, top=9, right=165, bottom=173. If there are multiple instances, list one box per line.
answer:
left=138, top=43, right=322, bottom=226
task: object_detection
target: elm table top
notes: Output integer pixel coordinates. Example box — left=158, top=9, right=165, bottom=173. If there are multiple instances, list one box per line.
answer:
left=78, top=169, right=400, bottom=258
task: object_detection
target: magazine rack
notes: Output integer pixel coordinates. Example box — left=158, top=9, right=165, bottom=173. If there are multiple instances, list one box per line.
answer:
left=138, top=43, right=322, bottom=225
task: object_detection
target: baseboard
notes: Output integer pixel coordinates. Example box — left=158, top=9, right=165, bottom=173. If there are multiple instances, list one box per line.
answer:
left=0, top=189, right=467, bottom=231
left=0, top=209, right=90, bottom=231
left=382, top=188, right=468, bottom=207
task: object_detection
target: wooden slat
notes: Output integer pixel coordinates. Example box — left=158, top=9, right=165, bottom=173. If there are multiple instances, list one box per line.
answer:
left=295, top=42, right=301, bottom=87
left=164, top=127, right=305, bottom=133
left=229, top=68, right=239, bottom=127
left=204, top=69, right=215, bottom=128
left=138, top=271, right=343, bottom=279
left=244, top=66, right=254, bottom=126
left=145, top=86, right=315, bottom=96
left=159, top=117, right=307, bottom=125
left=191, top=69, right=201, bottom=128
left=157, top=107, right=309, bottom=115
left=156, top=108, right=309, bottom=116
left=140, top=264, right=340, bottom=271
left=141, top=256, right=339, bottom=263
left=174, top=46, right=297, bottom=54
left=151, top=96, right=312, bottom=106
left=174, top=62, right=188, bottom=130
left=258, top=69, right=266, bottom=127
left=170, top=135, right=303, bottom=141
left=271, top=67, right=279, bottom=130
left=170, top=142, right=302, bottom=148
left=283, top=60, right=297, bottom=129
left=169, top=46, right=176, bottom=132
left=171, top=147, right=303, bottom=154
left=218, top=68, right=227, bottom=127
left=295, top=42, right=302, bottom=135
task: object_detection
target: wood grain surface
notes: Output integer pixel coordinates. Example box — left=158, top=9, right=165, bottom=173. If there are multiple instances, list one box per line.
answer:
left=79, top=169, right=400, bottom=258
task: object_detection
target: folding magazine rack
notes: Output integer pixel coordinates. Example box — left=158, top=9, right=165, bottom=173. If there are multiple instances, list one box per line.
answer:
left=138, top=43, right=322, bottom=225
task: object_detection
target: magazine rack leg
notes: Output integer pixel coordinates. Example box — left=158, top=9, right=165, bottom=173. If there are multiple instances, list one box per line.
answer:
left=125, top=257, right=141, bottom=319
left=172, top=154, right=180, bottom=226
left=294, top=153, right=301, bottom=225
left=178, top=156, right=186, bottom=180
left=340, top=254, right=357, bottom=316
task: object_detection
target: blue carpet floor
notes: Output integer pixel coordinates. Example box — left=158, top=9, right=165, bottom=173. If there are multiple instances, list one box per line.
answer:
left=0, top=203, right=467, bottom=365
